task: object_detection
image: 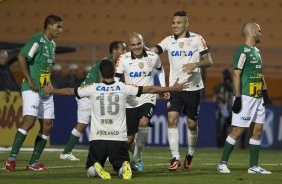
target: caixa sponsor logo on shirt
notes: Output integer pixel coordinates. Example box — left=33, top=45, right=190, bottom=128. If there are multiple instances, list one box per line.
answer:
left=129, top=71, right=152, bottom=78
left=171, top=50, right=193, bottom=57
left=96, top=85, right=121, bottom=91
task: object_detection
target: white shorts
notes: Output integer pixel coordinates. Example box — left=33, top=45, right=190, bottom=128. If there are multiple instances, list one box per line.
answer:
left=77, top=97, right=91, bottom=124
left=22, top=90, right=55, bottom=119
left=231, top=95, right=265, bottom=127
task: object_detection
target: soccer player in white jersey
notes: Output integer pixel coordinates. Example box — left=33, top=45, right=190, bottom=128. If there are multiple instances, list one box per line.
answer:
left=115, top=33, right=166, bottom=171
left=151, top=11, right=213, bottom=171
left=43, top=59, right=187, bottom=179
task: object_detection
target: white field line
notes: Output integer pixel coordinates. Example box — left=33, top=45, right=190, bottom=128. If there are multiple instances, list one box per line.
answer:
left=1, top=147, right=281, bottom=170
left=0, top=147, right=88, bottom=152
left=1, top=162, right=281, bottom=171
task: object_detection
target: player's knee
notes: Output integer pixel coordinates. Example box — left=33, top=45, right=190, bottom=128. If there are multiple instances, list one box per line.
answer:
left=139, top=119, right=149, bottom=127
left=168, top=117, right=177, bottom=127
left=44, top=121, right=53, bottom=130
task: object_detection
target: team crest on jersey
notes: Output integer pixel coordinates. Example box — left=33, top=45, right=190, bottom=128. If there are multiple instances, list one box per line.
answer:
left=139, top=62, right=144, bottom=69
left=145, top=58, right=153, bottom=67
left=244, top=47, right=251, bottom=53
left=40, top=37, right=45, bottom=43
left=185, top=39, right=192, bottom=47
left=179, top=42, right=184, bottom=48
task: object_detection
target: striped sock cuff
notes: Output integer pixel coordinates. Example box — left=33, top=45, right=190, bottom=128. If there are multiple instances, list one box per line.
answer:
left=226, top=136, right=236, bottom=145
left=72, top=128, right=82, bottom=137
left=18, top=128, right=27, bottom=135
left=38, top=134, right=49, bottom=140
left=249, top=138, right=261, bottom=145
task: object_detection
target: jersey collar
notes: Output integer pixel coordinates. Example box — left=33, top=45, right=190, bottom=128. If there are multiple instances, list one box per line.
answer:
left=174, top=31, right=190, bottom=40
left=102, top=80, right=115, bottom=85
left=106, top=54, right=114, bottom=62
left=130, top=49, right=148, bottom=60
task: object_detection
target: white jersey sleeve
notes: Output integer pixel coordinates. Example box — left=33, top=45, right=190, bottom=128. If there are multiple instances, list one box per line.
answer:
left=116, top=54, right=125, bottom=74
left=76, top=83, right=97, bottom=98
left=157, top=36, right=170, bottom=53
left=124, top=83, right=142, bottom=97
left=154, top=55, right=162, bottom=69
left=198, top=34, right=208, bottom=54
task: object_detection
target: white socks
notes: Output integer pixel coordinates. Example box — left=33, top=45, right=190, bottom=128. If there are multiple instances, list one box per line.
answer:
left=132, top=127, right=148, bottom=162
left=168, top=127, right=180, bottom=160
left=187, top=127, right=199, bottom=156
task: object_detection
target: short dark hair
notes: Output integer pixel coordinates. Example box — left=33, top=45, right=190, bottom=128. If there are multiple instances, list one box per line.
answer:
left=109, top=41, right=124, bottom=54
left=44, top=15, right=62, bottom=29
left=99, top=59, right=115, bottom=78
left=174, top=11, right=188, bottom=17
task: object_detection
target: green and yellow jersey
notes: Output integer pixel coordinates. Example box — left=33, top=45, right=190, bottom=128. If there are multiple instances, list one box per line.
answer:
left=233, top=43, right=263, bottom=98
left=20, top=32, right=56, bottom=98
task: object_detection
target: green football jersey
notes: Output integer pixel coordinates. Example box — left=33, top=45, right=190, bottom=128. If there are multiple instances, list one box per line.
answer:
left=233, top=43, right=263, bottom=98
left=80, top=54, right=115, bottom=86
left=20, top=32, right=56, bottom=98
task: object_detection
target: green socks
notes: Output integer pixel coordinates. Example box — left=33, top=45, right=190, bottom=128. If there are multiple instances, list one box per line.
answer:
left=9, top=129, right=27, bottom=160
left=63, top=134, right=80, bottom=154
left=220, top=136, right=236, bottom=163
left=249, top=138, right=261, bottom=167
left=29, top=135, right=48, bottom=165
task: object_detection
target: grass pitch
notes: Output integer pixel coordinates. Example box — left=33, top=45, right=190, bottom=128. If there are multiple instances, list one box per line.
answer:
left=0, top=147, right=281, bottom=184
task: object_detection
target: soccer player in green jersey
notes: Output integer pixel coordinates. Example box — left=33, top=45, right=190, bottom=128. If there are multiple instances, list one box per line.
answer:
left=217, top=22, right=272, bottom=174
left=5, top=15, right=63, bottom=172
left=60, top=41, right=127, bottom=161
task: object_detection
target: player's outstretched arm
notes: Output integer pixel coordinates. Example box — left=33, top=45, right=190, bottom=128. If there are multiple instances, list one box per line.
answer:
left=142, top=78, right=187, bottom=94
left=43, top=84, right=75, bottom=96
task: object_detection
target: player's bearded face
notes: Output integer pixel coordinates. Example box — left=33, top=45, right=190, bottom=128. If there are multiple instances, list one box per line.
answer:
left=172, top=16, right=188, bottom=36
left=253, top=25, right=261, bottom=44
left=254, top=34, right=260, bottom=43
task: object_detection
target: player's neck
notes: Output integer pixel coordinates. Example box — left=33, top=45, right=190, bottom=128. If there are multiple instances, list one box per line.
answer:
left=101, top=77, right=114, bottom=84
left=44, top=31, right=53, bottom=41
left=176, top=30, right=188, bottom=39
left=245, top=40, right=255, bottom=48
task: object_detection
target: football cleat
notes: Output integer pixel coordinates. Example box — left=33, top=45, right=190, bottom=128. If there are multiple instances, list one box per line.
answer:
left=5, top=160, right=16, bottom=172
left=93, top=162, right=111, bottom=179
left=130, top=162, right=138, bottom=171
left=120, top=161, right=132, bottom=180
left=60, top=153, right=80, bottom=161
left=26, top=163, right=49, bottom=171
left=168, top=157, right=181, bottom=171
left=248, top=166, right=271, bottom=174
left=130, top=160, right=144, bottom=171
left=183, top=154, right=192, bottom=171
left=217, top=163, right=230, bottom=174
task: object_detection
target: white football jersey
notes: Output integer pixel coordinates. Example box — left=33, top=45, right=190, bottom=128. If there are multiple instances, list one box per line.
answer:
left=116, top=50, right=162, bottom=108
left=157, top=32, right=209, bottom=91
left=75, top=81, right=141, bottom=141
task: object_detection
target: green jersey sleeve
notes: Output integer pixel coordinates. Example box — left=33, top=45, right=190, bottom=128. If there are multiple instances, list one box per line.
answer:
left=233, top=46, right=246, bottom=70
left=81, top=61, right=101, bottom=86
left=20, top=33, right=41, bottom=61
